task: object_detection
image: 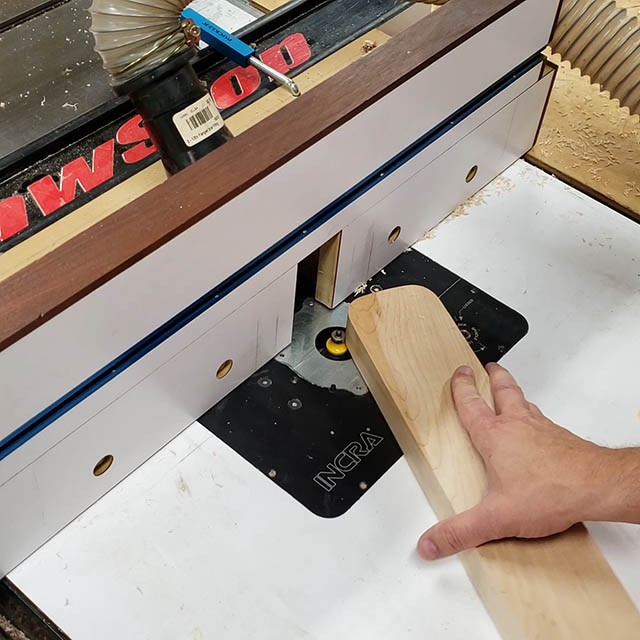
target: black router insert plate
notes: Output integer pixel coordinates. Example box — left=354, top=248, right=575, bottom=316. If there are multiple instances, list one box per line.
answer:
left=199, top=250, right=528, bottom=518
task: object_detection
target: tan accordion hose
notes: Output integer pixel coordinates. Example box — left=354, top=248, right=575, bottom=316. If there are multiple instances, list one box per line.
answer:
left=552, top=0, right=640, bottom=115
left=89, top=0, right=191, bottom=85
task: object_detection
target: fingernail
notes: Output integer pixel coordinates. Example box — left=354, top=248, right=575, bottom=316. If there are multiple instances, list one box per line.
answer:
left=418, top=537, right=440, bottom=561
left=457, top=366, right=473, bottom=377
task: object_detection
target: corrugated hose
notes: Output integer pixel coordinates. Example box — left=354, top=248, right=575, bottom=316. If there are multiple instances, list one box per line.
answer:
left=89, top=0, right=192, bottom=85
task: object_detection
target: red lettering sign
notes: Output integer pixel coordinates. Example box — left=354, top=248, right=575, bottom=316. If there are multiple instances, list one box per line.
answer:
left=211, top=33, right=311, bottom=110
left=260, top=33, right=312, bottom=73
left=211, top=66, right=262, bottom=110
left=0, top=196, right=28, bottom=241
left=28, top=139, right=115, bottom=216
left=116, top=115, right=156, bottom=164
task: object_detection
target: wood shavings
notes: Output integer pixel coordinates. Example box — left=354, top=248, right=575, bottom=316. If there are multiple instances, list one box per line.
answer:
left=449, top=191, right=486, bottom=219
left=0, top=614, right=29, bottom=640
left=440, top=173, right=517, bottom=225
left=624, top=182, right=640, bottom=198
left=491, top=174, right=515, bottom=194
left=420, top=228, right=438, bottom=241
left=361, top=40, right=377, bottom=54
left=528, top=56, right=640, bottom=219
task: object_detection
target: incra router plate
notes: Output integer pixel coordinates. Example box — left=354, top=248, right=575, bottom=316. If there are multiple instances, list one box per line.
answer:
left=199, top=250, right=529, bottom=517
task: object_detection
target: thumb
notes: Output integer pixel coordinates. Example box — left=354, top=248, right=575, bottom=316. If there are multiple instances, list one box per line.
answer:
left=417, top=504, right=497, bottom=560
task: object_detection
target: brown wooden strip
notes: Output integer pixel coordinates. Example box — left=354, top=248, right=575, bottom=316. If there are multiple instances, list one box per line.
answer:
left=0, top=0, right=523, bottom=351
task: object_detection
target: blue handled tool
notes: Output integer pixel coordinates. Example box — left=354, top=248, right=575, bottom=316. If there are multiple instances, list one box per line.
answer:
left=181, top=6, right=301, bottom=97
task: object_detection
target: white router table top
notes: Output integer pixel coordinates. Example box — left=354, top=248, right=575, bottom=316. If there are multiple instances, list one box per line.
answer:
left=8, top=160, right=640, bottom=639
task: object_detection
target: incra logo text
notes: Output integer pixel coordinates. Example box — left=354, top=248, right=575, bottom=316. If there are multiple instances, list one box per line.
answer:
left=0, top=33, right=311, bottom=245
left=313, top=431, right=384, bottom=492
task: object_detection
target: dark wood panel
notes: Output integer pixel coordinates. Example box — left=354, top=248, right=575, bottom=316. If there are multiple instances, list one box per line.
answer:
left=0, top=0, right=523, bottom=351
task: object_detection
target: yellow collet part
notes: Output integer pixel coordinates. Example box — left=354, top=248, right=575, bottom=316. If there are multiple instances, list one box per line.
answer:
left=326, top=337, right=348, bottom=357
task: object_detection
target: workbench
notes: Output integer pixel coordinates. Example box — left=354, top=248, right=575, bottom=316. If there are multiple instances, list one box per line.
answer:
left=6, top=160, right=640, bottom=639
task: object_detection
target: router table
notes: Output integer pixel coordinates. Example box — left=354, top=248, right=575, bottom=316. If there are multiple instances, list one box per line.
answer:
left=1, top=0, right=640, bottom=637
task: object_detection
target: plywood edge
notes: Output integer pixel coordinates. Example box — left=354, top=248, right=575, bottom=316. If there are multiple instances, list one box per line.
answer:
left=314, top=233, right=342, bottom=308
left=346, top=285, right=640, bottom=639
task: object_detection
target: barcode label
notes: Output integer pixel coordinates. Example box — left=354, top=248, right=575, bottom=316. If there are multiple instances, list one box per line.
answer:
left=172, top=94, right=224, bottom=147
left=186, top=106, right=214, bottom=130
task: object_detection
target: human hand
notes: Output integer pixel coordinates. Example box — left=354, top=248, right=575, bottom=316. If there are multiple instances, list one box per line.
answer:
left=417, top=363, right=622, bottom=560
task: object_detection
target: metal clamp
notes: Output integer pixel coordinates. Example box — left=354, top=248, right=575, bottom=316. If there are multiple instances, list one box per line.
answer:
left=180, top=8, right=301, bottom=98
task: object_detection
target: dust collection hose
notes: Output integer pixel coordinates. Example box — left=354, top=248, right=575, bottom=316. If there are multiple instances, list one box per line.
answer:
left=89, top=0, right=232, bottom=174
left=552, top=0, right=640, bottom=116
left=415, top=0, right=640, bottom=117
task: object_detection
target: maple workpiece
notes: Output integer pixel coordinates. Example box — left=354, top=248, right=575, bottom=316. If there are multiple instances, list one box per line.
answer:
left=347, top=286, right=640, bottom=639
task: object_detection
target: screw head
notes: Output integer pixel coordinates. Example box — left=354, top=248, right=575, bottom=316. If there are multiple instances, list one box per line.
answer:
left=181, top=19, right=201, bottom=46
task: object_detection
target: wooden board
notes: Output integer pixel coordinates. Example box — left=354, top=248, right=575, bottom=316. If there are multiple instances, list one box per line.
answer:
left=315, top=232, right=342, bottom=306
left=527, top=1, right=640, bottom=220
left=346, top=285, right=640, bottom=640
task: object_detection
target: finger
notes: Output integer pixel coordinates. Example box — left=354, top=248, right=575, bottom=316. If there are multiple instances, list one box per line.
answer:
left=486, top=363, right=529, bottom=416
left=528, top=402, right=544, bottom=418
left=417, top=503, right=499, bottom=560
left=451, top=366, right=495, bottom=444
